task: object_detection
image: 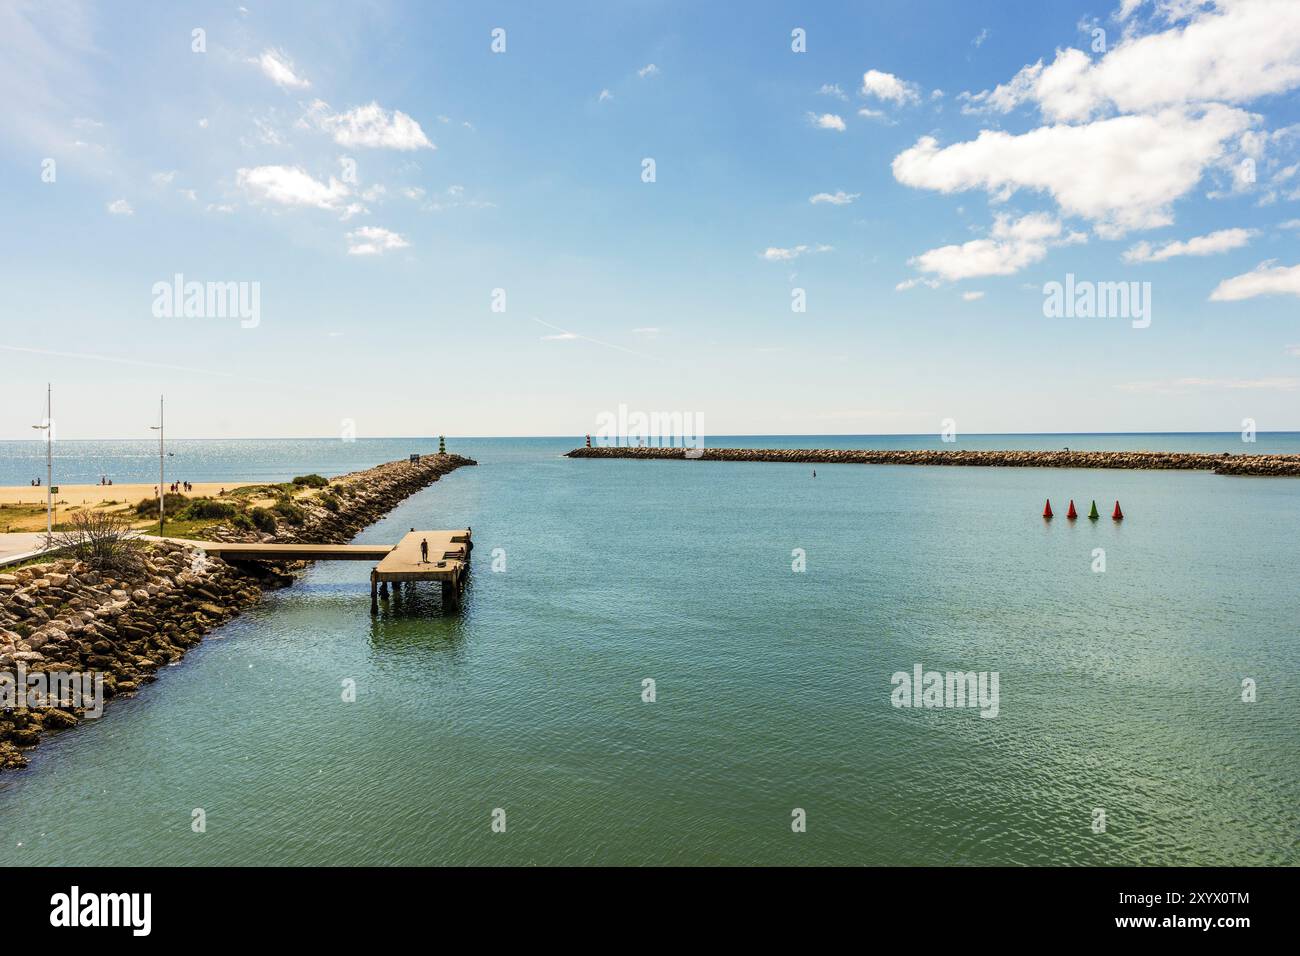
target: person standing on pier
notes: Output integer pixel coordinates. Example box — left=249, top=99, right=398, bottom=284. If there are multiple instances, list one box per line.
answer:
left=420, top=538, right=429, bottom=564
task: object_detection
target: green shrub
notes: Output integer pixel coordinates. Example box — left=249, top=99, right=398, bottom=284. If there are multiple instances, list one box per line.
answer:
left=320, top=494, right=340, bottom=512
left=291, top=473, right=329, bottom=489
left=229, top=513, right=255, bottom=531
left=271, top=499, right=306, bottom=525
left=135, top=493, right=189, bottom=517
left=250, top=507, right=277, bottom=533
left=181, top=498, right=238, bottom=520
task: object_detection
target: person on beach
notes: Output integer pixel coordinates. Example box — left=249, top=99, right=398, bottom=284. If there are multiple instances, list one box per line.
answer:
left=420, top=538, right=429, bottom=563
left=812, top=469, right=816, bottom=478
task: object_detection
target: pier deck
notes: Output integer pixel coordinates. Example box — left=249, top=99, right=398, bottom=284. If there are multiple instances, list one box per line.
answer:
left=191, top=530, right=472, bottom=612
left=371, top=530, right=472, bottom=612
left=199, top=542, right=393, bottom=561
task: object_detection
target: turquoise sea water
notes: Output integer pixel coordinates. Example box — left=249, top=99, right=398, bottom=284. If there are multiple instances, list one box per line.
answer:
left=0, top=435, right=1296, bottom=865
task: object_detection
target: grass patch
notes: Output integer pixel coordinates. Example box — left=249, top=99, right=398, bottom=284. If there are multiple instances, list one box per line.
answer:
left=153, top=517, right=232, bottom=540
left=227, top=483, right=295, bottom=499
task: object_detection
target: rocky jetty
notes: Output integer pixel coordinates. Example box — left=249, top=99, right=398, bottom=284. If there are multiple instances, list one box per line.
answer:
left=0, top=453, right=475, bottom=771
left=203, top=454, right=477, bottom=543
left=565, top=446, right=1300, bottom=476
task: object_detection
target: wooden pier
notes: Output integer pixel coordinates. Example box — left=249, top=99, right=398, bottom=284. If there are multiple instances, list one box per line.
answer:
left=197, top=529, right=472, bottom=613
left=370, top=529, right=472, bottom=613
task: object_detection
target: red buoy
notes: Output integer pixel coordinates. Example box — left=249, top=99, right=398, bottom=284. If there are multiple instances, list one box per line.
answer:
left=1066, top=499, right=1078, bottom=520
left=1043, top=498, right=1054, bottom=519
left=1112, top=500, right=1124, bottom=521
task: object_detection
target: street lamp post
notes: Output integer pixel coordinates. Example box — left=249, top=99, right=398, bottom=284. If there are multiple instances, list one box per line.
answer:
left=150, top=396, right=164, bottom=534
left=30, top=382, right=53, bottom=547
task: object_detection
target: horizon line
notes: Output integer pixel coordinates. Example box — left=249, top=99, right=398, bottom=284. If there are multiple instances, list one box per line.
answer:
left=2, top=430, right=1299, bottom=443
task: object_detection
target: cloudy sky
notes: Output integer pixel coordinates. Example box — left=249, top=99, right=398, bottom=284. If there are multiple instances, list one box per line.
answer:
left=1, top=0, right=1298, bottom=439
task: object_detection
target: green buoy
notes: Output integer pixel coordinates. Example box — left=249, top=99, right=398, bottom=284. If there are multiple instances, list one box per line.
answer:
left=1088, top=499, right=1100, bottom=520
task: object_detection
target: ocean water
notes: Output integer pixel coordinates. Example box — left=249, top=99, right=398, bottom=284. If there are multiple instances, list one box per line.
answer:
left=2, top=432, right=1300, bottom=487
left=0, top=435, right=1296, bottom=865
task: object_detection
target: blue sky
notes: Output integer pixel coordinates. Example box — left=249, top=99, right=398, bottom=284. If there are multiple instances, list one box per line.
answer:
left=1, top=0, right=1298, bottom=440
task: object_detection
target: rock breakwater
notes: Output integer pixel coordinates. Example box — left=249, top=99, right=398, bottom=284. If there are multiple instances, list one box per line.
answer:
left=0, top=453, right=475, bottom=770
left=565, top=446, right=1300, bottom=476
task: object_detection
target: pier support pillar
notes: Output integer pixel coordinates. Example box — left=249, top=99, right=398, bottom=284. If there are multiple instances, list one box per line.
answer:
left=369, top=571, right=378, bottom=615
left=441, top=579, right=459, bottom=611
left=379, top=580, right=389, bottom=599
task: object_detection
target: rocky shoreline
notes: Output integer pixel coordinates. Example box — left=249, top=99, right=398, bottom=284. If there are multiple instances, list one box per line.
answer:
left=565, top=446, right=1300, bottom=476
left=0, top=453, right=475, bottom=771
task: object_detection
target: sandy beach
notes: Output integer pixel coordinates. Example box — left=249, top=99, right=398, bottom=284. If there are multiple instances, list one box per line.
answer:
left=0, top=482, right=254, bottom=507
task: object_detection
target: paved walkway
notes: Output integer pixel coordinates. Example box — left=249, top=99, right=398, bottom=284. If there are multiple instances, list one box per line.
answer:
left=0, top=532, right=55, bottom=568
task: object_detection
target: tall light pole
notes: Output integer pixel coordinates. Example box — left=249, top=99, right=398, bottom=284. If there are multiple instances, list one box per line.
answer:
left=150, top=396, right=164, bottom=534
left=30, top=383, right=53, bottom=546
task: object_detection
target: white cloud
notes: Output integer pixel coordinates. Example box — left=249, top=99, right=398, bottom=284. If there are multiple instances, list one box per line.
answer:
left=809, top=191, right=860, bottom=205
left=908, top=212, right=1081, bottom=281
left=892, top=105, right=1253, bottom=237
left=817, top=83, right=848, bottom=101
left=1116, top=0, right=1146, bottom=21
left=638, top=63, right=659, bottom=78
left=1123, top=227, right=1255, bottom=262
left=962, top=1, right=1300, bottom=123
left=403, top=186, right=426, bottom=200
left=236, top=164, right=350, bottom=210
left=807, top=112, right=846, bottom=131
left=973, top=28, right=991, bottom=48
left=254, top=49, right=310, bottom=90
left=1279, top=218, right=1300, bottom=229
left=198, top=118, right=209, bottom=129
left=418, top=184, right=496, bottom=213
left=860, top=69, right=921, bottom=105
left=962, top=290, right=986, bottom=300
left=150, top=171, right=176, bottom=186
left=106, top=198, right=132, bottom=215
left=250, top=115, right=285, bottom=146
left=856, top=107, right=892, bottom=123
left=760, top=244, right=833, bottom=261
left=598, top=89, right=613, bottom=102
left=1209, top=259, right=1300, bottom=299
left=1284, top=343, right=1300, bottom=356
left=895, top=277, right=941, bottom=291
left=542, top=332, right=578, bottom=341
left=346, top=226, right=409, bottom=256
left=305, top=100, right=434, bottom=151
left=206, top=203, right=235, bottom=214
